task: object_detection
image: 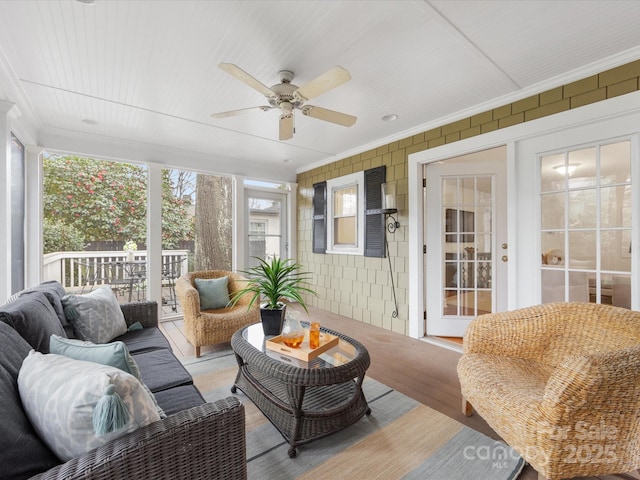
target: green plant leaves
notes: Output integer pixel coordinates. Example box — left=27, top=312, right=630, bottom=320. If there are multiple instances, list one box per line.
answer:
left=230, top=257, right=317, bottom=313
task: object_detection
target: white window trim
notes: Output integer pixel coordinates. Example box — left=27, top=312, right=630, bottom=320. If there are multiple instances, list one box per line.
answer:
left=326, top=171, right=364, bottom=255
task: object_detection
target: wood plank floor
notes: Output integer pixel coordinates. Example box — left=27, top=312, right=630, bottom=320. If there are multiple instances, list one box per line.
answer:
left=160, top=304, right=638, bottom=480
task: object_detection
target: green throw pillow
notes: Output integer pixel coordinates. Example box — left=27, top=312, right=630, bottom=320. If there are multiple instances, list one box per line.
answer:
left=49, top=335, right=140, bottom=377
left=195, top=277, right=230, bottom=310
left=49, top=335, right=166, bottom=419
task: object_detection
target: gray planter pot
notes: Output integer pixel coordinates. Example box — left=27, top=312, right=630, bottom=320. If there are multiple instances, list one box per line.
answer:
left=260, top=304, right=286, bottom=336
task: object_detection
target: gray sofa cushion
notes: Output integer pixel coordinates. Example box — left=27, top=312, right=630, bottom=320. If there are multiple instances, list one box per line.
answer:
left=132, top=349, right=193, bottom=393
left=153, top=385, right=205, bottom=416
left=114, top=327, right=171, bottom=353
left=0, top=291, right=66, bottom=353
left=0, top=322, right=60, bottom=479
left=22, top=280, right=70, bottom=335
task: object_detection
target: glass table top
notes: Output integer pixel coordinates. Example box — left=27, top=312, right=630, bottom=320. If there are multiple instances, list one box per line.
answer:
left=242, top=322, right=359, bottom=369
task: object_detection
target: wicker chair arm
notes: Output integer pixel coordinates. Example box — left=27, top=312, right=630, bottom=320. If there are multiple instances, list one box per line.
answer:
left=175, top=276, right=201, bottom=317
left=465, top=303, right=640, bottom=364
left=120, top=301, right=158, bottom=329
left=31, top=397, right=246, bottom=480
left=543, top=345, right=640, bottom=414
left=463, top=310, right=556, bottom=358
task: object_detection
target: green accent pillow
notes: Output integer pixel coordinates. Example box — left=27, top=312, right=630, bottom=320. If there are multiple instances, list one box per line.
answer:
left=195, top=277, right=230, bottom=310
left=49, top=335, right=140, bottom=377
left=49, top=335, right=166, bottom=419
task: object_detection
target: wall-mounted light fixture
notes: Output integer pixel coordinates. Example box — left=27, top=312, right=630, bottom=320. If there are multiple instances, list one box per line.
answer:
left=381, top=182, right=399, bottom=318
left=381, top=181, right=400, bottom=233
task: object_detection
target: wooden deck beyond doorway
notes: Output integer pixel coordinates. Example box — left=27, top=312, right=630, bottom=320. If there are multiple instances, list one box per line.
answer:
left=159, top=304, right=638, bottom=480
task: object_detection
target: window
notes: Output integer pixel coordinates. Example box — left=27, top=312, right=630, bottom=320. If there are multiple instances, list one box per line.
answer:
left=313, top=166, right=386, bottom=257
left=326, top=172, right=364, bottom=254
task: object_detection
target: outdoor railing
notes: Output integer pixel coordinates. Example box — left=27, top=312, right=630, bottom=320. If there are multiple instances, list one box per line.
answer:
left=43, top=250, right=190, bottom=292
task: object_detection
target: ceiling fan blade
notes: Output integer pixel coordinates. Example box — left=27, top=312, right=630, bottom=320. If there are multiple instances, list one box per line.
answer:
left=218, top=63, right=276, bottom=98
left=293, top=66, right=351, bottom=101
left=301, top=105, right=357, bottom=127
left=210, top=105, right=272, bottom=118
left=279, top=113, right=294, bottom=141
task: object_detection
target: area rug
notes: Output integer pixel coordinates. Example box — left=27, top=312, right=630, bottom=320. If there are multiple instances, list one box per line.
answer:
left=182, top=349, right=525, bottom=480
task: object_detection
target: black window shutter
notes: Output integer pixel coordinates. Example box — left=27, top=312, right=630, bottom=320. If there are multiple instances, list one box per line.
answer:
left=312, top=181, right=327, bottom=254
left=364, top=166, right=386, bottom=258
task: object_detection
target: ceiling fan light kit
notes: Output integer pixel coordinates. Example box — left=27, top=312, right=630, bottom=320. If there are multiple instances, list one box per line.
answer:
left=212, top=63, right=357, bottom=140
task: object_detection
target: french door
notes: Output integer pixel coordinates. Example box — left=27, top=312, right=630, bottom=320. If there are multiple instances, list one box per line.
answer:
left=425, top=147, right=507, bottom=336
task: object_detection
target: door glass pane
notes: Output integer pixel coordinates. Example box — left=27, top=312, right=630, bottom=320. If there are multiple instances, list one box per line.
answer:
left=568, top=147, right=596, bottom=189
left=568, top=271, right=589, bottom=302
left=612, top=274, right=631, bottom=309
left=248, top=195, right=282, bottom=267
left=601, top=230, right=631, bottom=272
left=541, top=153, right=566, bottom=192
left=541, top=232, right=565, bottom=266
left=568, top=230, right=596, bottom=269
left=441, top=175, right=493, bottom=317
left=541, top=269, right=565, bottom=303
left=476, top=177, right=492, bottom=204
left=475, top=206, right=492, bottom=233
left=442, top=178, right=458, bottom=205
left=541, top=193, right=565, bottom=229
left=461, top=178, right=474, bottom=205
left=568, top=189, right=596, bottom=228
left=600, top=185, right=631, bottom=228
left=601, top=141, right=631, bottom=185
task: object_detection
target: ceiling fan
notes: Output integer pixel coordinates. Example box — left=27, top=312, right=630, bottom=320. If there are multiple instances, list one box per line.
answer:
left=211, top=63, right=357, bottom=141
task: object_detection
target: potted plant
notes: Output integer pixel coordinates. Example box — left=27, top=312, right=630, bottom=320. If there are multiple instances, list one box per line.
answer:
left=230, top=256, right=317, bottom=335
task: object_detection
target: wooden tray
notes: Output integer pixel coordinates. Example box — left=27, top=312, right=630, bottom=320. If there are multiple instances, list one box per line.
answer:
left=266, top=331, right=339, bottom=362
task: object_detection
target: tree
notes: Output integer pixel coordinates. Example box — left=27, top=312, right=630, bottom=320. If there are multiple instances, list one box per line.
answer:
left=43, top=155, right=193, bottom=253
left=194, top=174, right=232, bottom=270
left=161, top=169, right=194, bottom=249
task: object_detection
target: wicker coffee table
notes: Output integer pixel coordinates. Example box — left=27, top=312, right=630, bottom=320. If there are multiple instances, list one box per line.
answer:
left=230, top=322, right=371, bottom=457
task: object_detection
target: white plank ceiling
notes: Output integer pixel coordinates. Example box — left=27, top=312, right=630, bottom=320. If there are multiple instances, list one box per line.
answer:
left=0, top=0, right=639, bottom=181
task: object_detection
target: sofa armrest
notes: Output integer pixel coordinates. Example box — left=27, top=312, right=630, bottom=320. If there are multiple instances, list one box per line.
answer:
left=31, top=397, right=246, bottom=480
left=120, top=301, right=158, bottom=329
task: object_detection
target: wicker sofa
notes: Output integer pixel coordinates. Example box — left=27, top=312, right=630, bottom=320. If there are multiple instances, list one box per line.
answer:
left=0, top=281, right=246, bottom=480
left=458, top=302, right=640, bottom=480
left=176, top=270, right=259, bottom=357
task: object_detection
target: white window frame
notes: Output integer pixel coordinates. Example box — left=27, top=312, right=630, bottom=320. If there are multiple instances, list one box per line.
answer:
left=326, top=171, right=364, bottom=255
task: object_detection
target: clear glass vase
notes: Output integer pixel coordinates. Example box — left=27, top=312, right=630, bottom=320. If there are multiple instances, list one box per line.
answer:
left=281, top=311, right=304, bottom=348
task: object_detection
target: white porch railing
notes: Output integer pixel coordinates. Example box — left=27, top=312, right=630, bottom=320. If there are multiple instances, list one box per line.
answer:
left=43, top=250, right=190, bottom=292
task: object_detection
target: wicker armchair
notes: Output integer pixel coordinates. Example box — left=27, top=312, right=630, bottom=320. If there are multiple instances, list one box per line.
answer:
left=458, top=302, right=640, bottom=480
left=176, top=270, right=259, bottom=357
